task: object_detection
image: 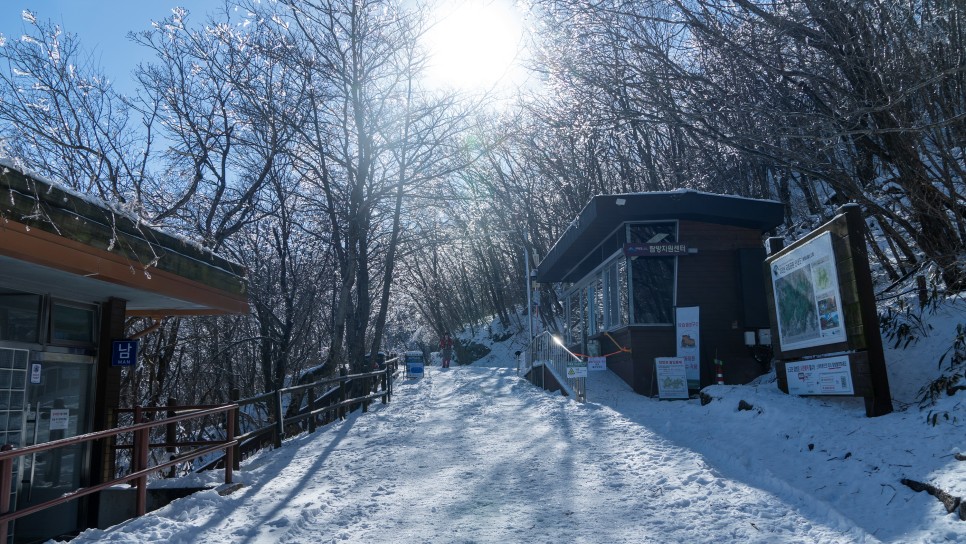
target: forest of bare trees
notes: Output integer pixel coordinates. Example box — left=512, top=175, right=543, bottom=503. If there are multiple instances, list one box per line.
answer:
left=1, top=0, right=964, bottom=407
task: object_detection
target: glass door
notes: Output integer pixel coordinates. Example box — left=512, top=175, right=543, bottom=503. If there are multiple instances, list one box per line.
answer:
left=16, top=356, right=94, bottom=544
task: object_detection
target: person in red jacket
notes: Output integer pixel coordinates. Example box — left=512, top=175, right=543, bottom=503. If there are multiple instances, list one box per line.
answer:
left=439, top=333, right=454, bottom=368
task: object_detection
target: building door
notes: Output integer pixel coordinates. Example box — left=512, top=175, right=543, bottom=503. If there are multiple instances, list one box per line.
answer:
left=15, top=355, right=94, bottom=543
left=0, top=346, right=29, bottom=542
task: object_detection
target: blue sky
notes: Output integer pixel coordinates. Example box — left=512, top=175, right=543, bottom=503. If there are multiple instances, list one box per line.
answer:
left=0, top=1, right=222, bottom=94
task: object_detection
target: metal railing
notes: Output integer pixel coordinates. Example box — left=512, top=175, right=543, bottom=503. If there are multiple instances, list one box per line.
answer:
left=0, top=404, right=238, bottom=542
left=0, top=357, right=400, bottom=543
left=523, top=331, right=586, bottom=402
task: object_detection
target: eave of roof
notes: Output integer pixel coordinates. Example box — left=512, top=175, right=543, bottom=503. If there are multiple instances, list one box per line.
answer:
left=0, top=165, right=248, bottom=314
left=536, top=190, right=785, bottom=284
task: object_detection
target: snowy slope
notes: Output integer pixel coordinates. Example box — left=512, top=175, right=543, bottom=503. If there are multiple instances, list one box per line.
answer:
left=65, top=366, right=862, bottom=543
left=60, top=305, right=966, bottom=543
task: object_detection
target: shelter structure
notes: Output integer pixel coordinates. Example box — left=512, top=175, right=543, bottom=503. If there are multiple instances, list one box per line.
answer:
left=0, top=163, right=248, bottom=542
left=535, top=191, right=784, bottom=396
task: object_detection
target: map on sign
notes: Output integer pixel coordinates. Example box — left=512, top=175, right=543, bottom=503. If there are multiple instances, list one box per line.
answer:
left=770, top=232, right=846, bottom=352
left=655, top=357, right=689, bottom=399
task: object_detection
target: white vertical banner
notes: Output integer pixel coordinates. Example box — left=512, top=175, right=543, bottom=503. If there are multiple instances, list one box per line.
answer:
left=676, top=306, right=700, bottom=389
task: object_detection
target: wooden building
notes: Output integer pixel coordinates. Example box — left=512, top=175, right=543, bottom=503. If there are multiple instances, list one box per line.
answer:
left=0, top=163, right=248, bottom=542
left=535, top=191, right=784, bottom=395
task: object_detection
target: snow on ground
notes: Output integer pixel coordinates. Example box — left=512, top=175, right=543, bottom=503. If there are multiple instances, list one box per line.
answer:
left=62, top=307, right=965, bottom=544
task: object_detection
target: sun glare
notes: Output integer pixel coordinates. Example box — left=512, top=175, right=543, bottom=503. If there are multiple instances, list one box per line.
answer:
left=423, top=0, right=525, bottom=92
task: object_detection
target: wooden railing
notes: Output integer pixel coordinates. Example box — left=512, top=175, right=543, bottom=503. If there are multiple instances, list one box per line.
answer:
left=225, top=360, right=398, bottom=467
left=0, top=404, right=238, bottom=542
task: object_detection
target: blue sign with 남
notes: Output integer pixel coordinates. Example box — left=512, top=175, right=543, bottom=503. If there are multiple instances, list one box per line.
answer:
left=112, top=340, right=139, bottom=367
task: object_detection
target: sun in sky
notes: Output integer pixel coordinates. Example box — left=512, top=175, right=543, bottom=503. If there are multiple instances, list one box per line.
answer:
left=421, top=0, right=527, bottom=92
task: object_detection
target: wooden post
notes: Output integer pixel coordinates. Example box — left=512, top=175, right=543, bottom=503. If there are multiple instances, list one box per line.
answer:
left=917, top=275, right=928, bottom=310
left=133, top=406, right=149, bottom=516
left=225, top=406, right=235, bottom=485
left=273, top=389, right=284, bottom=449
left=338, top=367, right=348, bottom=420
left=839, top=204, right=894, bottom=417
left=307, top=387, right=316, bottom=434
left=381, top=367, right=389, bottom=404
left=165, top=397, right=177, bottom=478
left=767, top=236, right=785, bottom=255
left=230, top=388, right=240, bottom=471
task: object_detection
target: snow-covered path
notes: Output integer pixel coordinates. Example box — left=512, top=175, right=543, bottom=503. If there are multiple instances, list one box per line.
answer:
left=70, top=366, right=866, bottom=543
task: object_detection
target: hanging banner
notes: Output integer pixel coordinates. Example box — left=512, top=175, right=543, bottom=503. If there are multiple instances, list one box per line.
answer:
left=770, top=232, right=846, bottom=351
left=655, top=357, right=689, bottom=399
left=675, top=306, right=700, bottom=389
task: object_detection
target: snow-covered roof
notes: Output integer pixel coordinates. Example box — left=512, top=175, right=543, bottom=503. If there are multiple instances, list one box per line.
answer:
left=536, top=191, right=785, bottom=283
left=0, top=161, right=249, bottom=314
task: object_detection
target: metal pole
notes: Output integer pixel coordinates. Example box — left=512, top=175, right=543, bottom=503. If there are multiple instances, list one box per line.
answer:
left=525, top=244, right=533, bottom=370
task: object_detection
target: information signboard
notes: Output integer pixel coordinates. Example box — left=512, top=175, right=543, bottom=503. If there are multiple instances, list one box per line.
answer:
left=770, top=232, right=846, bottom=352
left=405, top=351, right=424, bottom=378
left=587, top=356, right=607, bottom=371
left=655, top=357, right=689, bottom=399
left=785, top=355, right=854, bottom=395
left=566, top=360, right=588, bottom=378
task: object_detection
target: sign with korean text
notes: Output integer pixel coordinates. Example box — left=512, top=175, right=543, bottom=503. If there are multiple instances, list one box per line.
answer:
left=30, top=362, right=42, bottom=384
left=50, top=408, right=70, bottom=431
left=623, top=243, right=689, bottom=257
left=566, top=360, right=588, bottom=378
left=675, top=306, right=700, bottom=389
left=770, top=232, right=845, bottom=352
left=111, top=340, right=139, bottom=367
left=405, top=351, right=424, bottom=378
left=785, top=355, right=854, bottom=395
left=587, top=356, right=607, bottom=371
left=655, top=357, right=689, bottom=399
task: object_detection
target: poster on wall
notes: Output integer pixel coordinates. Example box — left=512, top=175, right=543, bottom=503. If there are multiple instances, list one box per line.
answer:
left=50, top=408, right=70, bottom=431
left=785, top=355, right=854, bottom=395
left=675, top=306, right=700, bottom=389
left=770, top=232, right=846, bottom=352
left=655, top=357, right=689, bottom=399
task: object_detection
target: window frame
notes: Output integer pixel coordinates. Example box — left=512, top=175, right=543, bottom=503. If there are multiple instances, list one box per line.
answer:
left=626, top=220, right=679, bottom=326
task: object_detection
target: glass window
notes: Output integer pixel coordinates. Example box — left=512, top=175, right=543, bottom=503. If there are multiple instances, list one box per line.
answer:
left=567, top=291, right=583, bottom=346
left=618, top=258, right=629, bottom=327
left=630, top=222, right=677, bottom=245
left=629, top=222, right=677, bottom=325
left=0, top=291, right=42, bottom=344
left=51, top=304, right=96, bottom=344
left=592, top=275, right=604, bottom=335
left=604, top=263, right=619, bottom=330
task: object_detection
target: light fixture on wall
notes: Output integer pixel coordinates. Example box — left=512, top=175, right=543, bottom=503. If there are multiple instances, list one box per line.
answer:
left=615, top=198, right=626, bottom=206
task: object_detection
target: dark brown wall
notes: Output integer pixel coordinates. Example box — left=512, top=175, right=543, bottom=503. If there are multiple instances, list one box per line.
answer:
left=675, top=221, right=769, bottom=386
left=594, top=221, right=771, bottom=394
